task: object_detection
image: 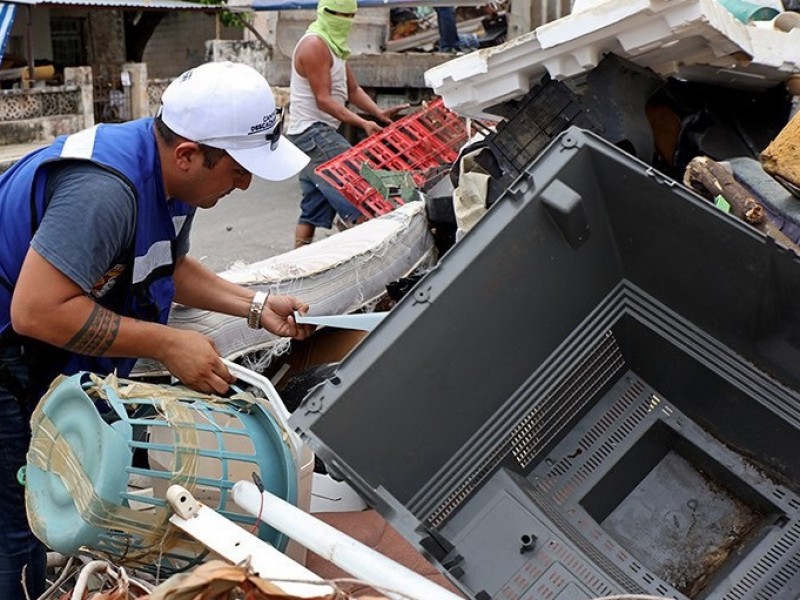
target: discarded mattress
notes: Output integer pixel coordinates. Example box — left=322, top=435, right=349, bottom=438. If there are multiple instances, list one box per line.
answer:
left=132, top=202, right=435, bottom=376
left=425, top=0, right=800, bottom=120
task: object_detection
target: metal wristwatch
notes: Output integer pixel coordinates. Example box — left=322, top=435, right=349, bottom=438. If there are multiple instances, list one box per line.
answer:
left=247, top=291, right=269, bottom=329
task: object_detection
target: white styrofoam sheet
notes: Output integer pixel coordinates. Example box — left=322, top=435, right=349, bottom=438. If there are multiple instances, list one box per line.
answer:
left=425, top=0, right=800, bottom=120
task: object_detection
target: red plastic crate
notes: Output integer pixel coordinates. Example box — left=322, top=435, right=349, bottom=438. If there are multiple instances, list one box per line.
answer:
left=315, top=98, right=469, bottom=219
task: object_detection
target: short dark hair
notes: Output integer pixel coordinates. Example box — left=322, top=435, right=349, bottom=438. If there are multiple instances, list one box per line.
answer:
left=154, top=113, right=228, bottom=170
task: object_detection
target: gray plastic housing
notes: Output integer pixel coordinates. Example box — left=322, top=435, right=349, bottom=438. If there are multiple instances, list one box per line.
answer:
left=290, top=129, right=800, bottom=600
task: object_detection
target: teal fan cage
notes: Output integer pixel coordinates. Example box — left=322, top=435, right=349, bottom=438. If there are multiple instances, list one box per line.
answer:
left=25, top=372, right=298, bottom=575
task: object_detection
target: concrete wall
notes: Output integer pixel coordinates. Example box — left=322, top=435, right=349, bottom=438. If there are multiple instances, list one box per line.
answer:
left=0, top=66, right=93, bottom=145
left=508, top=0, right=572, bottom=38
left=0, top=113, right=85, bottom=146
left=272, top=8, right=389, bottom=58
left=206, top=39, right=271, bottom=77
left=207, top=37, right=452, bottom=90
left=143, top=12, right=243, bottom=79
left=85, top=10, right=126, bottom=67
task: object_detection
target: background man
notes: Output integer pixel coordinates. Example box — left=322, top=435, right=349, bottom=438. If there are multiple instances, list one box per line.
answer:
left=435, top=6, right=481, bottom=53
left=286, top=0, right=407, bottom=246
left=0, top=61, right=313, bottom=599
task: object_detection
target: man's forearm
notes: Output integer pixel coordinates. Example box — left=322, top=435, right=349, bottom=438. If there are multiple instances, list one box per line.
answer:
left=74, top=305, right=174, bottom=363
left=56, top=296, right=237, bottom=394
left=348, top=87, right=389, bottom=124
left=172, top=255, right=253, bottom=318
left=316, top=95, right=372, bottom=130
left=23, top=293, right=175, bottom=364
left=64, top=303, right=121, bottom=355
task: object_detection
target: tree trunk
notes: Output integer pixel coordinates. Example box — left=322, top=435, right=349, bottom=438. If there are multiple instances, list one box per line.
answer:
left=124, top=11, right=167, bottom=63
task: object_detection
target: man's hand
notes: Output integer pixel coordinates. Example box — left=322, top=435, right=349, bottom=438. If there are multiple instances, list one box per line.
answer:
left=382, top=103, right=411, bottom=122
left=261, top=295, right=315, bottom=339
left=159, top=329, right=235, bottom=395
left=361, top=103, right=409, bottom=135
left=362, top=120, right=383, bottom=137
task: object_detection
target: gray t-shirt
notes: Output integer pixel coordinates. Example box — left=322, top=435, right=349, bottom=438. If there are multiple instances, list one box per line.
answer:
left=30, top=161, right=193, bottom=297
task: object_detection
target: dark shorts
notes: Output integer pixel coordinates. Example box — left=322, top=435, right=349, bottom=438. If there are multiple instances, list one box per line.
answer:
left=287, top=122, right=363, bottom=229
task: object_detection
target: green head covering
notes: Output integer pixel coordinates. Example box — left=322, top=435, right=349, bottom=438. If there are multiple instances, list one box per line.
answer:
left=307, top=0, right=358, bottom=59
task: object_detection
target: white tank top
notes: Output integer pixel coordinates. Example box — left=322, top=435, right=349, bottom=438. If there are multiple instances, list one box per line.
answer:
left=287, top=32, right=349, bottom=135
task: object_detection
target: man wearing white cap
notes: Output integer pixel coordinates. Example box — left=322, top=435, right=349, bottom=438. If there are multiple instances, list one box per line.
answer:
left=287, top=0, right=407, bottom=246
left=0, top=61, right=311, bottom=600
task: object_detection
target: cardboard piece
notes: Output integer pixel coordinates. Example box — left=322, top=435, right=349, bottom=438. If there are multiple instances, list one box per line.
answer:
left=761, top=108, right=800, bottom=190
left=278, top=328, right=369, bottom=385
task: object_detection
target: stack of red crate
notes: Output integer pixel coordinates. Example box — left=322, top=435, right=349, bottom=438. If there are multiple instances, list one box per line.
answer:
left=315, top=98, right=469, bottom=218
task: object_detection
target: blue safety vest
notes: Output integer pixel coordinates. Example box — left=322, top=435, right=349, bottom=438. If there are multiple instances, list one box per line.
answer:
left=0, top=118, right=193, bottom=382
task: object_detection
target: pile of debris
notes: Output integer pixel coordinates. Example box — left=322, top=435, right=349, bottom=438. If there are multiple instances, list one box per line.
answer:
left=281, top=1, right=800, bottom=599
left=419, top=0, right=800, bottom=254
left=386, top=5, right=507, bottom=53
left=20, top=1, right=800, bottom=599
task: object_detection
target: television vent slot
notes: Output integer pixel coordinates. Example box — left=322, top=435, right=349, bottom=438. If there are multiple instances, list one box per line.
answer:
left=530, top=491, right=647, bottom=593
left=537, top=381, right=651, bottom=503
left=547, top=540, right=616, bottom=597
left=726, top=521, right=800, bottom=600
left=423, top=434, right=516, bottom=528
left=424, top=331, right=624, bottom=529
left=513, top=331, right=625, bottom=469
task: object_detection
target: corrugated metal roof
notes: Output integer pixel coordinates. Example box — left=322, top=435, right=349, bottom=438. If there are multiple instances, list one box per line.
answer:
left=250, top=0, right=485, bottom=9
left=5, top=0, right=227, bottom=11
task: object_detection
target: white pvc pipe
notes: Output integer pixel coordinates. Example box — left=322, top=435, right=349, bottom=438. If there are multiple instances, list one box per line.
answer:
left=232, top=481, right=464, bottom=600
left=70, top=561, right=113, bottom=600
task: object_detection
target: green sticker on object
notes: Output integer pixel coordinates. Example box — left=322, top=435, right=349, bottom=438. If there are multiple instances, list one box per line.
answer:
left=17, top=466, right=26, bottom=486
left=714, top=195, right=731, bottom=213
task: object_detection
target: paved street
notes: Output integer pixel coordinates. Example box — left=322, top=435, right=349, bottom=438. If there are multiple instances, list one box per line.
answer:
left=188, top=174, right=306, bottom=272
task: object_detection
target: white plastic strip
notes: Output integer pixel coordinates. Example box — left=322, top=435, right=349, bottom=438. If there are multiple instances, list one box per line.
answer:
left=172, top=214, right=188, bottom=236
left=293, top=311, right=387, bottom=332
left=233, top=480, right=464, bottom=600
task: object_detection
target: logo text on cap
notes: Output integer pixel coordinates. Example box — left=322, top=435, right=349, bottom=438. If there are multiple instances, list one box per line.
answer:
left=250, top=111, right=277, bottom=136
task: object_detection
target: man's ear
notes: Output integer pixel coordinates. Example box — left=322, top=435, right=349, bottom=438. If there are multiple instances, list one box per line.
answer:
left=174, top=141, right=201, bottom=171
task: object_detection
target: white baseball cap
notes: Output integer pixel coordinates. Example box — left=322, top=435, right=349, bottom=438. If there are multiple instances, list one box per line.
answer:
left=159, top=61, right=309, bottom=182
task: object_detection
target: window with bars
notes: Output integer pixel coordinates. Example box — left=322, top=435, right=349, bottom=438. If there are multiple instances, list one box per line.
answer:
left=50, top=17, right=87, bottom=67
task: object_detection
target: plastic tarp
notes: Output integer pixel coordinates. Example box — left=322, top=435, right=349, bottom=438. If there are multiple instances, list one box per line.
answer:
left=0, top=3, right=16, bottom=64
